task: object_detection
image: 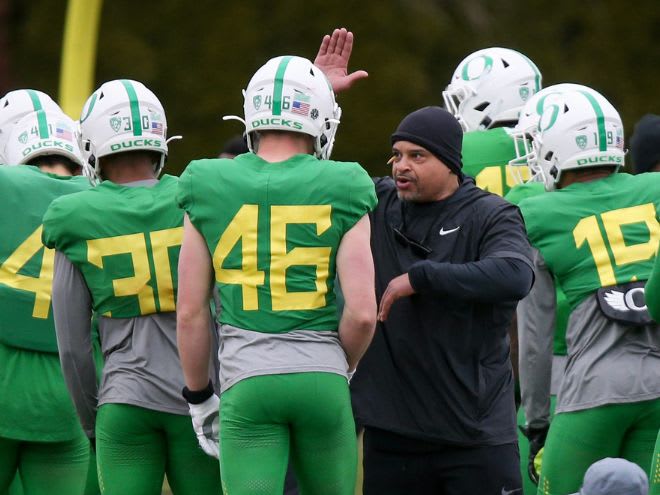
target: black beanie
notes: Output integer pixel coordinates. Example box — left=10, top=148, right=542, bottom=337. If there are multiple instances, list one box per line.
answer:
left=630, top=114, right=660, bottom=174
left=391, top=106, right=463, bottom=176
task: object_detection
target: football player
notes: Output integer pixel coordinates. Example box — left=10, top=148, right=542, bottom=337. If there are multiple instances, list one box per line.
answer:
left=505, top=83, right=590, bottom=491
left=0, top=97, right=92, bottom=495
left=176, top=53, right=377, bottom=494
left=41, top=80, right=221, bottom=495
left=516, top=86, right=659, bottom=494
left=443, top=47, right=542, bottom=196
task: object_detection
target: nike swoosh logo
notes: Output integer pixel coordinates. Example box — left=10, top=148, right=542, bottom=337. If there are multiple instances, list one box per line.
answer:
left=501, top=489, right=522, bottom=495
left=439, top=226, right=460, bottom=236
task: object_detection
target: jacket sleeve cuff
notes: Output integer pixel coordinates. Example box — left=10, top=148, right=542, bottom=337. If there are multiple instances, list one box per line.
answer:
left=408, top=261, right=434, bottom=293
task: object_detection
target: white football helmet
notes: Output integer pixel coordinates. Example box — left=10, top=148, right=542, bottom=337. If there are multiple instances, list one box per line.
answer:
left=509, top=83, right=589, bottom=184
left=0, top=89, right=61, bottom=164
left=79, top=79, right=168, bottom=182
left=524, top=87, right=625, bottom=191
left=4, top=110, right=84, bottom=168
left=443, top=47, right=542, bottom=131
left=237, top=55, right=341, bottom=159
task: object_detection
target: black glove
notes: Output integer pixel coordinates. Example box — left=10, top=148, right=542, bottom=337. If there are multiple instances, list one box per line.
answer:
left=520, top=424, right=549, bottom=485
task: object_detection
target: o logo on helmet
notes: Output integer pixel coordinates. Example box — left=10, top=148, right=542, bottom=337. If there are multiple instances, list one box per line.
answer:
left=461, top=55, right=494, bottom=81
left=538, top=103, right=560, bottom=132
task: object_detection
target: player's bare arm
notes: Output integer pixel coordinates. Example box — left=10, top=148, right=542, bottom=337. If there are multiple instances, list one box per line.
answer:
left=177, top=214, right=215, bottom=391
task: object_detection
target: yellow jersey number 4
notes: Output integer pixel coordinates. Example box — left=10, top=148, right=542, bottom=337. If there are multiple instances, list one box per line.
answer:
left=0, top=225, right=53, bottom=319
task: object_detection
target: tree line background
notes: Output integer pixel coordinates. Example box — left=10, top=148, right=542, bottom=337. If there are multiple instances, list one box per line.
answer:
left=1, top=0, right=658, bottom=176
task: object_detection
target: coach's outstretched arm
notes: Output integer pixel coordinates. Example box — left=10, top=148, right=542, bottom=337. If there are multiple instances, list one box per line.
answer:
left=314, top=27, right=368, bottom=95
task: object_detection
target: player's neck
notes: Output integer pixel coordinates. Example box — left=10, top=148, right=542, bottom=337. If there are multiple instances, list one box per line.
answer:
left=256, top=133, right=314, bottom=163
left=559, top=168, right=615, bottom=188
left=37, top=164, right=74, bottom=176
left=101, top=161, right=157, bottom=184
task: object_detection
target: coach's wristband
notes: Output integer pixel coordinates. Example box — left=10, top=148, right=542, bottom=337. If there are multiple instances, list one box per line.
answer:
left=182, top=380, right=214, bottom=404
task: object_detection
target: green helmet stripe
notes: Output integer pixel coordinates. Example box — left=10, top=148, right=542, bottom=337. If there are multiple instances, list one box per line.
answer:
left=26, top=89, right=43, bottom=112
left=272, top=56, right=293, bottom=116
left=579, top=90, right=607, bottom=151
left=520, top=53, right=541, bottom=92
left=79, top=93, right=98, bottom=123
left=27, top=90, right=49, bottom=138
left=120, top=80, right=142, bottom=136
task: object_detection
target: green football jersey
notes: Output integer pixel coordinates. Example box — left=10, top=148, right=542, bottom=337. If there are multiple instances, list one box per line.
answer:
left=504, top=181, right=544, bottom=206
left=42, top=175, right=183, bottom=317
left=462, top=127, right=531, bottom=197
left=0, top=166, right=89, bottom=352
left=519, top=173, right=660, bottom=310
left=178, top=153, right=377, bottom=334
left=646, top=239, right=660, bottom=321
left=505, top=182, right=568, bottom=355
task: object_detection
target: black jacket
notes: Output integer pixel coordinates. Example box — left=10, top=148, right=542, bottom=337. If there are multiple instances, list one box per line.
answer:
left=351, top=177, right=533, bottom=446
